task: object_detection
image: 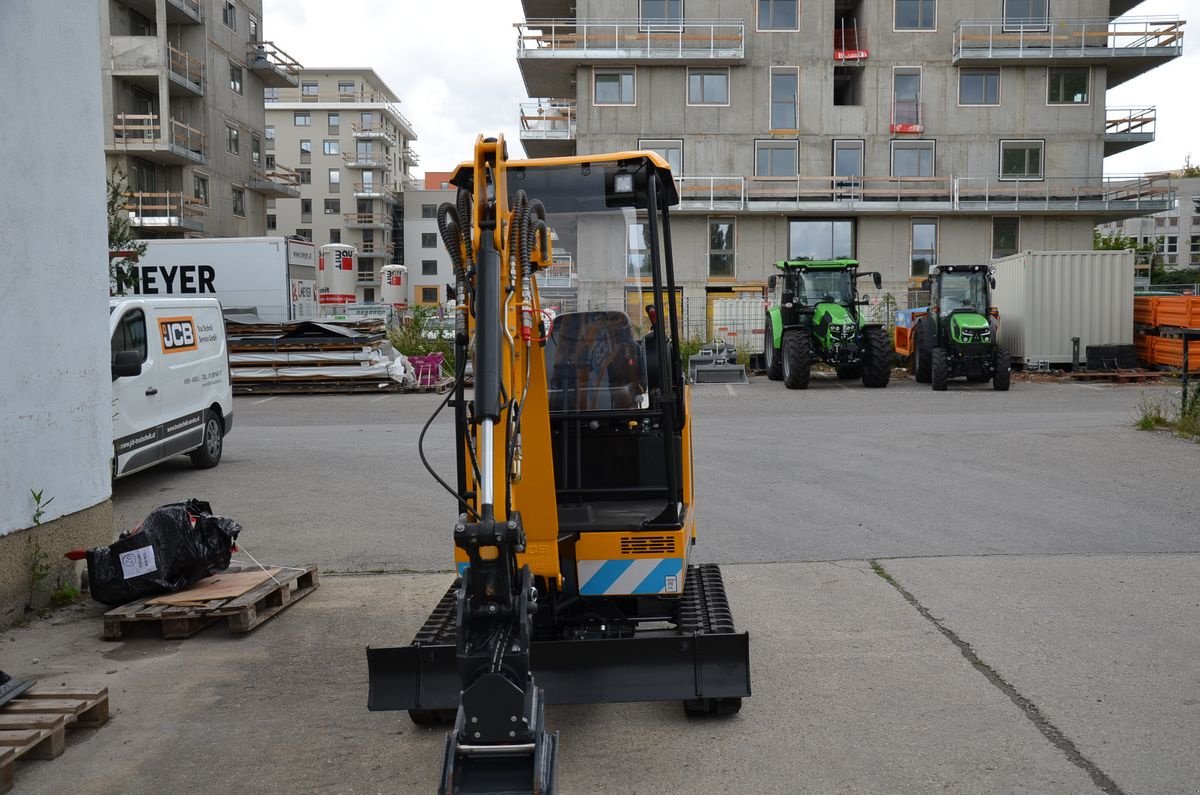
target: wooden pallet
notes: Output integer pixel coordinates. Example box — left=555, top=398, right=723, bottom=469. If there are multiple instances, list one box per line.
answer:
left=102, top=565, right=319, bottom=641
left=1067, top=368, right=1160, bottom=383
left=0, top=686, right=109, bottom=793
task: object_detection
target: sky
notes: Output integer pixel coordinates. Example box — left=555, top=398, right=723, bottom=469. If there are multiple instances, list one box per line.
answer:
left=262, top=0, right=1199, bottom=178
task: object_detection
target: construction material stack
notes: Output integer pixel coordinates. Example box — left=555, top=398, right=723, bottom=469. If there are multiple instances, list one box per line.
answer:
left=1135, top=295, right=1200, bottom=371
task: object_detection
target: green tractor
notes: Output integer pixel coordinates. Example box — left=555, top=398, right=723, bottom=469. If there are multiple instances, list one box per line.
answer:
left=913, top=264, right=1011, bottom=391
left=763, top=259, right=891, bottom=390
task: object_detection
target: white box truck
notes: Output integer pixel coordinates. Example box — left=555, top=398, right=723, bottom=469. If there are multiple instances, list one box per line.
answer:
left=109, top=296, right=233, bottom=477
left=129, top=236, right=318, bottom=322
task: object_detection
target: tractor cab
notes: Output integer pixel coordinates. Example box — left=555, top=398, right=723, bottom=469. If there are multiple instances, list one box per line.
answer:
left=929, top=265, right=996, bottom=351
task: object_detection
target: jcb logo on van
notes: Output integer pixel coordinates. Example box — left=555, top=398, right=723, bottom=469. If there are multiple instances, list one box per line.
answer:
left=158, top=317, right=198, bottom=353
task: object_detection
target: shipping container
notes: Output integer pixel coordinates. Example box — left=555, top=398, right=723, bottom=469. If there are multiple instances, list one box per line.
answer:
left=990, top=250, right=1134, bottom=365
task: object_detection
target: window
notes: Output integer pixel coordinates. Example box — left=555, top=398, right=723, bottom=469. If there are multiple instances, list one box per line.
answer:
left=266, top=214, right=276, bottom=230
left=363, top=288, right=375, bottom=303
left=300, top=139, right=311, bottom=163
left=421, top=204, right=438, bottom=219
left=891, top=140, right=934, bottom=177
left=324, top=198, right=340, bottom=214
left=323, top=139, right=340, bottom=156
left=833, top=140, right=864, bottom=189
left=248, top=14, right=258, bottom=41
left=420, top=286, right=439, bottom=304
left=232, top=187, right=245, bottom=216
left=892, top=69, right=922, bottom=129
left=789, top=220, right=855, bottom=260
left=421, top=233, right=437, bottom=248
left=328, top=112, right=340, bottom=131
left=250, top=134, right=261, bottom=166
left=834, top=66, right=863, bottom=106
left=294, top=229, right=312, bottom=241
left=959, top=69, right=1000, bottom=105
left=627, top=222, right=650, bottom=277
left=192, top=173, right=209, bottom=206
left=221, top=1, right=236, bottom=30
left=329, top=229, right=341, bottom=244
left=264, top=125, right=275, bottom=151
left=264, top=87, right=279, bottom=102
left=294, top=112, right=310, bottom=127
left=111, top=310, right=147, bottom=364
left=756, top=141, right=798, bottom=177
left=595, top=69, right=635, bottom=105
left=338, top=80, right=356, bottom=96
left=911, top=218, right=937, bottom=276
left=1048, top=67, right=1089, bottom=105
left=226, top=124, right=240, bottom=155
left=1191, top=235, right=1200, bottom=254
left=757, top=0, right=798, bottom=30
left=297, top=168, right=311, bottom=184
left=1161, top=235, right=1178, bottom=254
left=300, top=199, right=312, bottom=219
left=229, top=62, right=243, bottom=94
left=688, top=68, right=729, bottom=105
left=708, top=218, right=735, bottom=278
left=641, top=0, right=682, bottom=25
left=770, top=68, right=798, bottom=130
left=301, top=81, right=318, bottom=98
left=422, top=260, right=439, bottom=276
left=895, top=0, right=935, bottom=30
left=999, top=140, right=1043, bottom=179
left=328, top=168, right=341, bottom=188
left=992, top=217, right=1019, bottom=258
left=265, top=154, right=275, bottom=169
left=1004, top=0, right=1048, bottom=28
left=638, top=139, right=683, bottom=175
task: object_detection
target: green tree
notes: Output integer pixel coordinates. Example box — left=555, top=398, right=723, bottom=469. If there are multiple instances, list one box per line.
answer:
left=108, top=167, right=145, bottom=295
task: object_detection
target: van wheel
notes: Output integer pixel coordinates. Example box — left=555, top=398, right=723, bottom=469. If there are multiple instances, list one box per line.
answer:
left=190, top=411, right=223, bottom=469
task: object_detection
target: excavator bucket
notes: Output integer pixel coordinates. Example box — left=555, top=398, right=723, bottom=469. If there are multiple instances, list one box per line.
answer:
left=689, top=340, right=749, bottom=385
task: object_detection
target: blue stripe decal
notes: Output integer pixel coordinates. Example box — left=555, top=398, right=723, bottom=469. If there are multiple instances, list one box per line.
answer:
left=457, top=562, right=469, bottom=577
left=632, top=559, right=683, bottom=594
left=580, top=559, right=635, bottom=595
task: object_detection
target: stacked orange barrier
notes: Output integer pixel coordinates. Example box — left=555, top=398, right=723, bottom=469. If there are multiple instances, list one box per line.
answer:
left=1134, top=295, right=1200, bottom=370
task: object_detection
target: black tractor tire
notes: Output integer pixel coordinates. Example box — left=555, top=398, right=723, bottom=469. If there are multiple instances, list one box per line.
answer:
left=781, top=329, right=812, bottom=390
left=189, top=410, right=224, bottom=469
left=764, top=315, right=783, bottom=381
left=684, top=697, right=743, bottom=717
left=931, top=348, right=949, bottom=392
left=993, top=347, right=1012, bottom=391
left=836, top=365, right=861, bottom=379
left=914, top=324, right=932, bottom=384
left=409, top=709, right=457, bottom=726
left=860, top=326, right=892, bottom=388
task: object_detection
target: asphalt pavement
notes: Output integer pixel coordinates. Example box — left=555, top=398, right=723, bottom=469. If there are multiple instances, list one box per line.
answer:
left=5, top=374, right=1198, bottom=793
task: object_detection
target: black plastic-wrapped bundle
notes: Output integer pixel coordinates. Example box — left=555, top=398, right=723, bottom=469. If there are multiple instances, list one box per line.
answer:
left=86, top=499, right=241, bottom=605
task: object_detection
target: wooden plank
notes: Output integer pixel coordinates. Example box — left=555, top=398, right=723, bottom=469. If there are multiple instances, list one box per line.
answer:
left=1, top=747, right=13, bottom=795
left=0, top=727, right=63, bottom=761
left=215, top=567, right=307, bottom=611
left=147, top=569, right=279, bottom=605
left=2, top=700, right=84, bottom=720
left=0, top=714, right=67, bottom=731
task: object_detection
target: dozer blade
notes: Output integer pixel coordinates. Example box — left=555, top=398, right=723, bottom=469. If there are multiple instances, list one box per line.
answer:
left=690, top=362, right=750, bottom=384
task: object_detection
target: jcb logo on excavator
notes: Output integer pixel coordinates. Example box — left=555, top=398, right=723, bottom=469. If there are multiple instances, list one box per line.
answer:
left=158, top=317, right=198, bottom=353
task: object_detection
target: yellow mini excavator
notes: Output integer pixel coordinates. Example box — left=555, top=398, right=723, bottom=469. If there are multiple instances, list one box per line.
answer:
left=368, top=136, right=751, bottom=794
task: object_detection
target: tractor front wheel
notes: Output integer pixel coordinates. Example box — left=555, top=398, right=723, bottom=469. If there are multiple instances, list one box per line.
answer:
left=931, top=348, right=949, bottom=391
left=914, top=324, right=932, bottom=384
left=860, top=326, right=892, bottom=388
left=992, top=347, right=1012, bottom=391
left=764, top=315, right=782, bottom=381
left=782, top=329, right=812, bottom=390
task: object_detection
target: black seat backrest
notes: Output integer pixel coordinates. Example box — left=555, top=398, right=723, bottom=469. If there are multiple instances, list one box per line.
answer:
left=545, top=311, right=646, bottom=411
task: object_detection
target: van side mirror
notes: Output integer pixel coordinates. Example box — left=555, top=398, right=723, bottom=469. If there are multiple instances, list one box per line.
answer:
left=989, top=276, right=997, bottom=290
left=112, top=350, right=142, bottom=380
left=767, top=275, right=777, bottom=291
left=873, top=272, right=882, bottom=289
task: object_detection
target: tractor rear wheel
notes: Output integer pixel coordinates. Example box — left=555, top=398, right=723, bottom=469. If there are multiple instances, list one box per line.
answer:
left=836, top=365, right=861, bottom=380
left=764, top=315, right=782, bottom=381
left=931, top=348, right=949, bottom=391
left=782, top=329, right=812, bottom=390
left=860, top=326, right=892, bottom=388
left=992, top=347, right=1012, bottom=391
left=914, top=324, right=932, bottom=384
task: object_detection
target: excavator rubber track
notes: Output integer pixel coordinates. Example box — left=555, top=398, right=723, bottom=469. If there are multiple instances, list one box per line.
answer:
left=367, top=564, right=750, bottom=713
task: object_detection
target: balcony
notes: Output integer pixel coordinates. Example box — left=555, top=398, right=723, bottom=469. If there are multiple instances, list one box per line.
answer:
left=357, top=270, right=378, bottom=285
left=890, top=100, right=923, bottom=134
left=952, top=17, right=1184, bottom=87
left=167, top=44, right=205, bottom=96
left=248, top=165, right=301, bottom=199
left=1104, top=107, right=1156, bottom=156
left=538, top=255, right=576, bottom=289
left=124, top=192, right=206, bottom=232
left=358, top=241, right=395, bottom=259
left=353, top=182, right=399, bottom=202
left=343, top=151, right=390, bottom=169
left=519, top=99, right=576, bottom=158
left=110, top=114, right=207, bottom=165
left=165, top=0, right=202, bottom=23
left=351, top=122, right=397, bottom=146
left=521, top=0, right=571, bottom=18
left=266, top=89, right=418, bottom=137
left=343, top=212, right=391, bottom=229
left=671, top=173, right=1173, bottom=217
left=403, top=146, right=420, bottom=167
left=246, top=42, right=301, bottom=88
left=109, top=38, right=203, bottom=97
left=834, top=24, right=868, bottom=63
left=516, top=18, right=745, bottom=96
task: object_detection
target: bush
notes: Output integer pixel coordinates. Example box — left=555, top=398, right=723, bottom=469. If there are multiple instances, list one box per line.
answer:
left=388, top=305, right=456, bottom=375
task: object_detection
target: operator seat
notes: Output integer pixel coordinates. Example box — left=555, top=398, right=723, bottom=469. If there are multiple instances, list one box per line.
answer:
left=546, top=311, right=646, bottom=411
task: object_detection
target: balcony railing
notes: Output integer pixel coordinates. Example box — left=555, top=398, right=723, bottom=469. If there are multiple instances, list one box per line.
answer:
left=834, top=24, right=868, bottom=62
left=516, top=18, right=745, bottom=60
left=671, top=173, right=1173, bottom=213
left=890, top=100, right=923, bottom=133
left=246, top=41, right=301, bottom=87
left=519, top=100, right=577, bottom=139
left=953, top=17, right=1184, bottom=60
left=111, top=114, right=207, bottom=160
left=266, top=89, right=416, bottom=132
left=351, top=122, right=397, bottom=145
left=343, top=212, right=391, bottom=228
left=359, top=241, right=396, bottom=258
left=166, top=0, right=202, bottom=23
left=249, top=165, right=301, bottom=198
left=353, top=181, right=398, bottom=198
left=1106, top=106, right=1156, bottom=137
left=402, top=146, right=420, bottom=166
left=123, top=192, right=206, bottom=230
left=167, top=44, right=204, bottom=93
left=342, top=151, right=390, bottom=169
left=357, top=271, right=378, bottom=285
left=538, top=255, right=576, bottom=289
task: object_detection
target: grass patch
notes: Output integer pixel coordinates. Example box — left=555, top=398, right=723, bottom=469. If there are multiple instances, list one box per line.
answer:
left=1135, top=389, right=1200, bottom=440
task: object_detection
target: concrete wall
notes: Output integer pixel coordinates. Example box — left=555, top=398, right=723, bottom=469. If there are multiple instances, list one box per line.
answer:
left=404, top=189, right=456, bottom=305
left=0, top=0, right=114, bottom=621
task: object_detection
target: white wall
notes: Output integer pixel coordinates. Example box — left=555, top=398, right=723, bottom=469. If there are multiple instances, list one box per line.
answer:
left=0, top=0, right=112, bottom=534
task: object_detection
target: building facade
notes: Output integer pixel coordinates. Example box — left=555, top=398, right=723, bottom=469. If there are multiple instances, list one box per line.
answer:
left=1098, top=175, right=1200, bottom=274
left=404, top=172, right=456, bottom=308
left=101, top=0, right=301, bottom=238
left=266, top=68, right=419, bottom=303
left=515, top=0, right=1183, bottom=328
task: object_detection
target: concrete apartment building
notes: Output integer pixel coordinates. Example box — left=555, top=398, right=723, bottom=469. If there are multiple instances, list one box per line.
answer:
left=1098, top=175, right=1200, bottom=273
left=265, top=69, right=419, bottom=303
left=102, top=0, right=301, bottom=238
left=515, top=0, right=1183, bottom=325
left=404, top=172, right=456, bottom=307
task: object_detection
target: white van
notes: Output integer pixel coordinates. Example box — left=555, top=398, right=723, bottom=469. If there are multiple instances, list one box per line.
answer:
left=109, top=297, right=233, bottom=477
